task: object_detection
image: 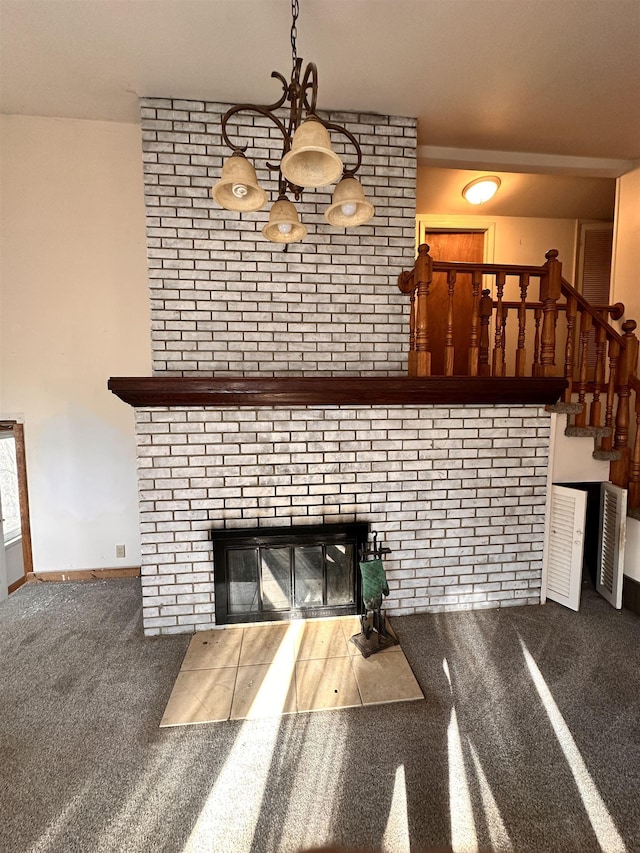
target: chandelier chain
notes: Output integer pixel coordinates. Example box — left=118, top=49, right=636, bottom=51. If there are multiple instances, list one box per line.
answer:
left=291, top=0, right=299, bottom=73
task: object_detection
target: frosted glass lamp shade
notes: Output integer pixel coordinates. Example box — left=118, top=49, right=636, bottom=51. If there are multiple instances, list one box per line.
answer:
left=211, top=152, right=268, bottom=212
left=262, top=197, right=307, bottom=243
left=325, top=176, right=374, bottom=227
left=280, top=117, right=343, bottom=188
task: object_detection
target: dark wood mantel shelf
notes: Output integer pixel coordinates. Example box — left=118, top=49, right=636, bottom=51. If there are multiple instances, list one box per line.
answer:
left=108, top=375, right=567, bottom=408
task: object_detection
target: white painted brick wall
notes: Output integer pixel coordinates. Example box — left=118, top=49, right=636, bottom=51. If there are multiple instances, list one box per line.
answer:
left=134, top=98, right=553, bottom=635
left=140, top=98, right=416, bottom=376
left=135, top=405, right=550, bottom=635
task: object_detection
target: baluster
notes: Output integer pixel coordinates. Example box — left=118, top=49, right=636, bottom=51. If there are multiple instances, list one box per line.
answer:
left=492, top=272, right=506, bottom=376
left=611, top=320, right=639, bottom=487
left=445, top=269, right=456, bottom=376
left=574, top=310, right=592, bottom=428
left=501, top=307, right=509, bottom=374
left=515, top=273, right=529, bottom=377
left=479, top=289, right=493, bottom=377
left=532, top=306, right=542, bottom=376
left=590, top=320, right=607, bottom=427
left=600, top=338, right=620, bottom=452
left=468, top=270, right=482, bottom=377
left=629, top=380, right=640, bottom=511
left=414, top=243, right=433, bottom=377
left=563, top=295, right=578, bottom=403
left=408, top=288, right=417, bottom=376
left=539, top=249, right=562, bottom=377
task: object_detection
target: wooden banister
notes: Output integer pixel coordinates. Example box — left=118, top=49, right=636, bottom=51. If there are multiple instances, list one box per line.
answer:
left=432, top=260, right=546, bottom=277
left=560, top=277, right=626, bottom=347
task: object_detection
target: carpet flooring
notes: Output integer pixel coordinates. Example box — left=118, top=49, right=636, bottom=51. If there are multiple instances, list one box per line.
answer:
left=1, top=578, right=639, bottom=853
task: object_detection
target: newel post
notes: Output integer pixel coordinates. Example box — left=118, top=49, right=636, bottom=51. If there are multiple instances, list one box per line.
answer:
left=611, top=319, right=639, bottom=488
left=413, top=243, right=433, bottom=377
left=538, top=249, right=562, bottom=377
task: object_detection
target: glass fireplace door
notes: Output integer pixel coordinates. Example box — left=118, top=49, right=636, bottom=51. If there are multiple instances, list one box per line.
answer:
left=214, top=523, right=368, bottom=624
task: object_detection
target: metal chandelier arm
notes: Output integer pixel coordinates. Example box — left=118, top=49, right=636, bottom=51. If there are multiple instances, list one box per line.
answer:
left=220, top=102, right=291, bottom=155
left=322, top=120, right=364, bottom=176
left=298, top=61, right=318, bottom=116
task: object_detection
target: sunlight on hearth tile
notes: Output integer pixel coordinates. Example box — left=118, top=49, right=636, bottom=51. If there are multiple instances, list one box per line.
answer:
left=181, top=622, right=304, bottom=853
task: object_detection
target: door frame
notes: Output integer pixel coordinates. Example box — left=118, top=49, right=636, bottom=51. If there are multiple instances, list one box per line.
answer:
left=0, top=421, right=33, bottom=593
left=416, top=215, right=496, bottom=262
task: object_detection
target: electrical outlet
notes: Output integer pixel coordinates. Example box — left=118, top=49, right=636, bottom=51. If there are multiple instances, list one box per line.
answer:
left=115, top=544, right=126, bottom=559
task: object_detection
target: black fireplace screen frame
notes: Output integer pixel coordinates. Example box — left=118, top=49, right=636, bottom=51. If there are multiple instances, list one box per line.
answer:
left=212, top=522, right=369, bottom=625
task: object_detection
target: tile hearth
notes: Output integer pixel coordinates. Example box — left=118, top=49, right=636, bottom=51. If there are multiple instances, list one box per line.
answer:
left=160, top=617, right=423, bottom=726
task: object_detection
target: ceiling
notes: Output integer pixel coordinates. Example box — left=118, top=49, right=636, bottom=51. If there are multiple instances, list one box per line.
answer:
left=1, top=0, right=639, bottom=179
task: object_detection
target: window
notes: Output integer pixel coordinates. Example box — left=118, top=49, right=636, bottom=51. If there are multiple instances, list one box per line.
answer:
left=0, top=436, right=21, bottom=544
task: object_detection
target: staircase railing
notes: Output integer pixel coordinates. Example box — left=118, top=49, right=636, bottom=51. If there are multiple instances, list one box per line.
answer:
left=398, top=244, right=640, bottom=511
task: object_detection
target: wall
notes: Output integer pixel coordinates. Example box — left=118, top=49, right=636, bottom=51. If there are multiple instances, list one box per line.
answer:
left=135, top=98, right=552, bottom=635
left=416, top=213, right=578, bottom=284
left=141, top=99, right=416, bottom=375
left=549, top=414, right=610, bottom=484
left=624, top=518, right=640, bottom=583
left=611, top=165, right=640, bottom=580
left=611, top=165, right=640, bottom=323
left=0, top=116, right=151, bottom=572
left=137, top=403, right=550, bottom=634
left=417, top=168, right=616, bottom=221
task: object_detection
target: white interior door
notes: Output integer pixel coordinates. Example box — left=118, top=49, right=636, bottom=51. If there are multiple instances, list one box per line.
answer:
left=597, top=482, right=627, bottom=609
left=544, top=485, right=587, bottom=611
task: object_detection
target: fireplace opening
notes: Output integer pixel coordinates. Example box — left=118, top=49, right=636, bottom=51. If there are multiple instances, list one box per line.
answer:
left=212, top=522, right=369, bottom=625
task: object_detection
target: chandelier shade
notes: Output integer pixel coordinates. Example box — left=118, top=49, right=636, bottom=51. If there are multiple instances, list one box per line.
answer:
left=325, top=176, right=374, bottom=227
left=262, top=197, right=308, bottom=244
left=210, top=152, right=267, bottom=212
left=280, top=117, right=344, bottom=188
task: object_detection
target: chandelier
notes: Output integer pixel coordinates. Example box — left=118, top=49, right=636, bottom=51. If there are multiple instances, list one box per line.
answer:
left=211, top=0, right=374, bottom=244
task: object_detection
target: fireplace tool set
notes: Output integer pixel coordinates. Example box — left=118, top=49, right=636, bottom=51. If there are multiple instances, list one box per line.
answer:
left=350, top=531, right=399, bottom=658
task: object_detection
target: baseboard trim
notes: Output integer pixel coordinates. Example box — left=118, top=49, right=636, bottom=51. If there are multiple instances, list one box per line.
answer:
left=26, top=567, right=140, bottom=583
left=8, top=576, right=28, bottom=594
left=622, top=575, right=640, bottom=617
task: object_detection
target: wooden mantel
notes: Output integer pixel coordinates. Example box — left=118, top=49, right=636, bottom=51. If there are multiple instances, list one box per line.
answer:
left=108, top=375, right=567, bottom=407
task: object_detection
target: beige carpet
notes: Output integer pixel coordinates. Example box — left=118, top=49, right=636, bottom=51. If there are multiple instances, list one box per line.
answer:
left=160, top=615, right=423, bottom=726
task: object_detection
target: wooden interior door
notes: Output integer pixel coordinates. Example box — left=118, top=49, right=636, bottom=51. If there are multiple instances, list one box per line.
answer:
left=423, top=231, right=485, bottom=375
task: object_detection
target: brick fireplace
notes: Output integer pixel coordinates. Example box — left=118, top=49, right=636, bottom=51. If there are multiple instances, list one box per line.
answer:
left=129, top=97, right=552, bottom=636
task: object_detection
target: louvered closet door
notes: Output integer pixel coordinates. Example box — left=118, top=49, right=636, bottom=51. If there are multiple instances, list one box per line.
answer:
left=577, top=223, right=613, bottom=376
left=596, top=483, right=627, bottom=609
left=544, top=485, right=587, bottom=611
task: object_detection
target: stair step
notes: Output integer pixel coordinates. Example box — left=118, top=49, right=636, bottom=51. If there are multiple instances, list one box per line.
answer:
left=546, top=402, right=584, bottom=415
left=565, top=425, right=611, bottom=439
left=629, top=507, right=640, bottom=522
left=592, top=449, right=622, bottom=461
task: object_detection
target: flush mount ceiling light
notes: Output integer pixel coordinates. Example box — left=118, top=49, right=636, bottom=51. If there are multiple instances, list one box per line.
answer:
left=211, top=0, right=374, bottom=244
left=462, top=176, right=501, bottom=205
